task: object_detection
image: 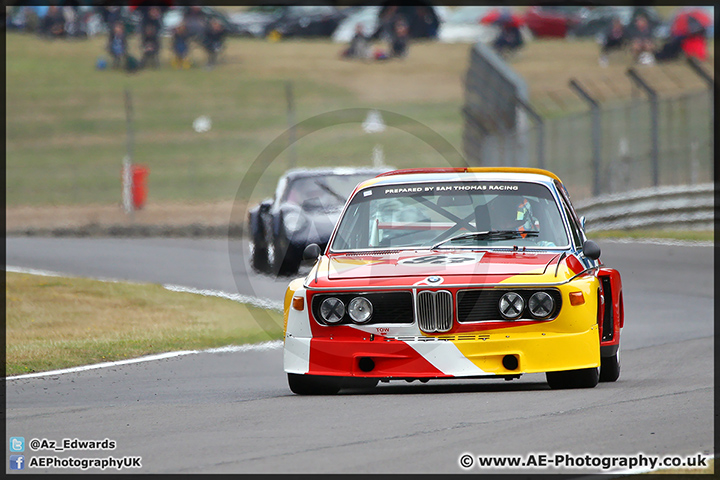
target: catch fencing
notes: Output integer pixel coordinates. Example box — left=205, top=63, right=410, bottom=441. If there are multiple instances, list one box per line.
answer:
left=463, top=46, right=715, bottom=205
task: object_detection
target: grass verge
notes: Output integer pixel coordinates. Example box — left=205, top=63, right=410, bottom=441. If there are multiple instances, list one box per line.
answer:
left=7, top=32, right=713, bottom=207
left=5, top=272, right=283, bottom=377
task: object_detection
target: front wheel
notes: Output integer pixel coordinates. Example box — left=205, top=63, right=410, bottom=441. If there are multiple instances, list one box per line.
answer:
left=249, top=235, right=270, bottom=274
left=287, top=373, right=341, bottom=395
left=272, top=238, right=300, bottom=277
left=600, top=346, right=621, bottom=382
left=546, top=367, right=599, bottom=389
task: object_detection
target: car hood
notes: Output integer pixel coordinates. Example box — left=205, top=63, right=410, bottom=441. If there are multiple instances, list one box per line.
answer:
left=323, top=250, right=561, bottom=281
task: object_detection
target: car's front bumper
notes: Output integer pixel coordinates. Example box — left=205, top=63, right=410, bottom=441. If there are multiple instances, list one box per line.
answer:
left=284, top=326, right=600, bottom=378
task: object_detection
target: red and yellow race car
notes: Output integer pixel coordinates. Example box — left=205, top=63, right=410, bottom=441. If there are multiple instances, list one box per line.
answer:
left=282, top=167, right=624, bottom=394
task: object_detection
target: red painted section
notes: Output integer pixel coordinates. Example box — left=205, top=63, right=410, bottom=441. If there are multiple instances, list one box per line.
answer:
left=307, top=337, right=447, bottom=377
left=598, top=267, right=623, bottom=346
left=323, top=250, right=559, bottom=282
left=565, top=254, right=585, bottom=275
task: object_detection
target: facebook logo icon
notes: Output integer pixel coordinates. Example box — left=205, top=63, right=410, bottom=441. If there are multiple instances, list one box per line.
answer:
left=10, top=437, right=25, bottom=452
left=10, top=455, right=24, bottom=470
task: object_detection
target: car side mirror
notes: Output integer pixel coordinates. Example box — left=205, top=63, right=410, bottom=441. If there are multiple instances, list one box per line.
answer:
left=303, top=243, right=321, bottom=262
left=582, top=239, right=601, bottom=261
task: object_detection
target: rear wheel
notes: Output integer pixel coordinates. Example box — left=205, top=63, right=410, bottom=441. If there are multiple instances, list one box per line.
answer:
left=287, top=373, right=341, bottom=395
left=546, top=367, right=599, bottom=389
left=600, top=346, right=621, bottom=382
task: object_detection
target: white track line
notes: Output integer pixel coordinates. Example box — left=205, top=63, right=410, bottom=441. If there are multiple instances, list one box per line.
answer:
left=5, top=265, right=284, bottom=380
left=162, top=284, right=283, bottom=312
left=6, top=341, right=283, bottom=381
left=5, top=266, right=283, bottom=311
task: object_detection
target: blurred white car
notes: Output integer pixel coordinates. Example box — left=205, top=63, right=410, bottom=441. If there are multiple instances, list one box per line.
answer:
left=332, top=6, right=380, bottom=43
left=438, top=6, right=498, bottom=43
left=332, top=6, right=450, bottom=43
left=439, top=6, right=533, bottom=44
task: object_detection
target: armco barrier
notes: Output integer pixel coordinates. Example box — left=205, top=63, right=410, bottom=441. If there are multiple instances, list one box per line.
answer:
left=574, top=183, right=715, bottom=231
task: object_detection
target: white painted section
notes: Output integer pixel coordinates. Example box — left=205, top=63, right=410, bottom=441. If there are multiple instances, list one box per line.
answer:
left=283, top=337, right=311, bottom=374
left=407, top=341, right=488, bottom=376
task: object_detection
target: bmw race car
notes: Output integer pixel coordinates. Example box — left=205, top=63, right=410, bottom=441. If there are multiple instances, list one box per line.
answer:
left=247, top=167, right=391, bottom=276
left=282, top=167, right=624, bottom=394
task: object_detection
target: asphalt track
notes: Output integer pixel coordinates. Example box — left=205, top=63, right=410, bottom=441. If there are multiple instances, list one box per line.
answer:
left=5, top=237, right=715, bottom=474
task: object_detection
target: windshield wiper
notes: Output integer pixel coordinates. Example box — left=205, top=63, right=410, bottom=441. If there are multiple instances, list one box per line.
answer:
left=432, top=230, right=539, bottom=249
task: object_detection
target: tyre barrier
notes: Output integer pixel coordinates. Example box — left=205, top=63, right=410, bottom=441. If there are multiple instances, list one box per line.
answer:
left=574, top=183, right=715, bottom=231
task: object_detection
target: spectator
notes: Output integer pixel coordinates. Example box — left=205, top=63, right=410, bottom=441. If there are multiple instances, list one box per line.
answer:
left=390, top=19, right=409, bottom=58
left=598, top=17, right=626, bottom=67
left=97, top=5, right=122, bottom=32
left=628, top=14, right=655, bottom=65
left=655, top=18, right=708, bottom=63
left=492, top=14, right=524, bottom=57
left=107, top=21, right=127, bottom=69
left=183, top=6, right=206, bottom=43
left=40, top=5, right=66, bottom=38
left=63, top=3, right=84, bottom=38
left=141, top=6, right=164, bottom=33
left=415, top=6, right=439, bottom=38
left=171, top=21, right=192, bottom=69
left=203, top=18, right=226, bottom=68
left=376, top=5, right=401, bottom=43
left=139, top=23, right=161, bottom=69
left=340, top=23, right=371, bottom=60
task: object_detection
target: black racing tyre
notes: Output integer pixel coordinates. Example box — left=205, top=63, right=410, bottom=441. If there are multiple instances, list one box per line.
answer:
left=546, top=366, right=600, bottom=389
left=600, top=346, right=621, bottom=382
left=287, top=373, right=341, bottom=395
left=249, top=234, right=270, bottom=274
left=272, top=239, right=300, bottom=277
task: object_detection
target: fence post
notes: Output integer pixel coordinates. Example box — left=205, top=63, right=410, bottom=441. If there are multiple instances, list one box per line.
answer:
left=515, top=96, right=545, bottom=169
left=123, top=88, right=134, bottom=218
left=462, top=42, right=529, bottom=167
left=568, top=79, right=601, bottom=196
left=626, top=68, right=659, bottom=188
left=285, top=81, right=297, bottom=170
left=686, top=57, right=714, bottom=89
left=685, top=57, right=714, bottom=180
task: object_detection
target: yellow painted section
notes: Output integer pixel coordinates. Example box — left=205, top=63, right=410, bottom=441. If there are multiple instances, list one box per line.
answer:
left=452, top=277, right=601, bottom=373
left=354, top=167, right=563, bottom=191
left=453, top=327, right=600, bottom=374
left=283, top=277, right=305, bottom=337
left=465, top=167, right=562, bottom=183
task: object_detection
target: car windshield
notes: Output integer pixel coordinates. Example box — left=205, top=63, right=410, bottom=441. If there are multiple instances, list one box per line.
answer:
left=283, top=174, right=375, bottom=210
left=330, top=180, right=570, bottom=251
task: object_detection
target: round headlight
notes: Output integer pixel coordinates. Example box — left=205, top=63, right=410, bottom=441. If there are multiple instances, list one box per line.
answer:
left=320, top=297, right=345, bottom=324
left=529, top=291, right=554, bottom=319
left=348, top=297, right=373, bottom=324
left=283, top=211, right=305, bottom=232
left=499, top=292, right=524, bottom=319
